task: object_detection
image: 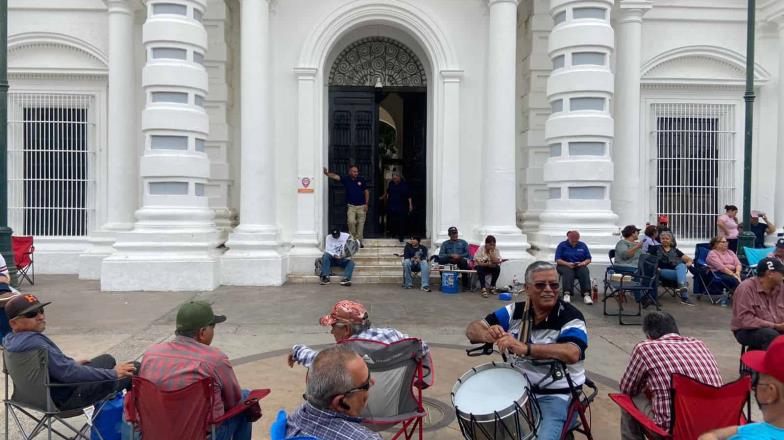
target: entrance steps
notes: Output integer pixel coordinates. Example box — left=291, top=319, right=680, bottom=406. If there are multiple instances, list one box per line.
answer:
left=287, top=238, right=440, bottom=284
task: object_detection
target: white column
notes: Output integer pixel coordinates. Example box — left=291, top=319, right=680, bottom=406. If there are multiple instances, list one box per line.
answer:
left=613, top=0, right=651, bottom=226
left=80, top=0, right=140, bottom=279
left=480, top=0, right=532, bottom=261
left=437, top=70, right=463, bottom=242
left=221, top=0, right=286, bottom=285
left=102, top=0, right=221, bottom=291
left=532, top=0, right=619, bottom=261
left=288, top=68, right=322, bottom=274
left=775, top=21, right=784, bottom=228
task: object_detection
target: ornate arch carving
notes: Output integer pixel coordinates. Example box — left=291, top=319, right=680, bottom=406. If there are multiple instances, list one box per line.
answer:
left=328, top=37, right=427, bottom=87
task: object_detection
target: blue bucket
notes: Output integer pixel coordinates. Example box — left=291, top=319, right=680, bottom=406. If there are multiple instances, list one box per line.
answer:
left=440, top=271, right=459, bottom=294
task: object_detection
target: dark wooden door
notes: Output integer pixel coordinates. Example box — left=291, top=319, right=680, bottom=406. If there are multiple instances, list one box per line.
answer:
left=328, top=88, right=381, bottom=237
left=402, top=92, right=427, bottom=237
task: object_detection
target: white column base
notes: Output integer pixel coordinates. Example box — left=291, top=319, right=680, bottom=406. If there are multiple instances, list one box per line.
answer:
left=220, top=228, right=287, bottom=286
left=530, top=210, right=619, bottom=262
left=78, top=229, right=127, bottom=280
left=288, top=231, right=322, bottom=275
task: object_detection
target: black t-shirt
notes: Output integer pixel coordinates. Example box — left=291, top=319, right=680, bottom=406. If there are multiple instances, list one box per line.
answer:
left=750, top=223, right=768, bottom=248
left=656, top=246, right=684, bottom=270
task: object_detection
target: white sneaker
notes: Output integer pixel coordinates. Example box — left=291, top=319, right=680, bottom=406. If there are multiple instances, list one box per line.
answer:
left=583, top=295, right=594, bottom=305
left=563, top=294, right=571, bottom=303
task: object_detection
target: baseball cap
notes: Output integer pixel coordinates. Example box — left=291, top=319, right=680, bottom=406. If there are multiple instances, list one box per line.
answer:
left=330, top=228, right=340, bottom=239
left=319, top=300, right=368, bottom=326
left=5, top=294, right=51, bottom=320
left=756, top=257, right=784, bottom=276
left=741, top=335, right=784, bottom=384
left=621, top=225, right=640, bottom=238
left=176, top=301, right=227, bottom=332
left=776, top=238, right=784, bottom=249
left=447, top=226, right=458, bottom=235
left=658, top=215, right=669, bottom=223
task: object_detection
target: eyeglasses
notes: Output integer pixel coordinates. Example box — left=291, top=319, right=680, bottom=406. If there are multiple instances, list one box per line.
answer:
left=18, top=309, right=44, bottom=319
left=718, top=239, right=728, bottom=243
left=338, top=372, right=372, bottom=397
left=532, top=282, right=560, bottom=292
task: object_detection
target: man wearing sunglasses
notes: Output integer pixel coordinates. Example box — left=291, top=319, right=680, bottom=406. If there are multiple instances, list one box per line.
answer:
left=287, top=346, right=381, bottom=440
left=699, top=335, right=784, bottom=439
left=2, top=294, right=136, bottom=410
left=465, top=260, right=589, bottom=440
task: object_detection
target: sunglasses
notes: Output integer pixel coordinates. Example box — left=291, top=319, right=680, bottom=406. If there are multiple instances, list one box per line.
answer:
left=532, top=282, right=560, bottom=291
left=18, top=309, right=44, bottom=319
left=341, top=372, right=372, bottom=396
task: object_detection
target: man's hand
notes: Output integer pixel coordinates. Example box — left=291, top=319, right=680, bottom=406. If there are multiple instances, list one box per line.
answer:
left=363, top=204, right=368, bottom=213
left=114, top=362, right=136, bottom=379
left=496, top=335, right=525, bottom=356
left=287, top=353, right=296, bottom=368
left=487, top=325, right=506, bottom=341
left=322, top=167, right=329, bottom=176
left=77, top=359, right=91, bottom=365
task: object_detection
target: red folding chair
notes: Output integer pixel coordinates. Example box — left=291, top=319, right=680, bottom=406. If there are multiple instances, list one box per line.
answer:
left=124, top=376, right=270, bottom=440
left=609, top=374, right=751, bottom=439
left=12, top=236, right=34, bottom=286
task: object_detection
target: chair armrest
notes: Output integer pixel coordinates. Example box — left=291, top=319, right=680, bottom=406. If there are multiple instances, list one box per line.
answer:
left=213, top=389, right=270, bottom=424
left=608, top=393, right=670, bottom=438
left=123, top=389, right=138, bottom=425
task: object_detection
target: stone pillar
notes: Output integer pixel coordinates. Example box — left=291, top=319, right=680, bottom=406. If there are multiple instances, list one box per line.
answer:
left=613, top=0, right=651, bottom=226
left=437, top=70, right=463, bottom=242
left=481, top=0, right=532, bottom=260
left=776, top=20, right=784, bottom=230
left=102, top=0, right=221, bottom=291
left=531, top=0, right=619, bottom=260
left=80, top=0, right=140, bottom=279
left=221, top=0, right=286, bottom=285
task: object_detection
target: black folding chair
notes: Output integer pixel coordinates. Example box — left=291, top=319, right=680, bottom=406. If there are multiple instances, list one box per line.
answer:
left=3, top=349, right=115, bottom=440
left=603, top=254, right=660, bottom=325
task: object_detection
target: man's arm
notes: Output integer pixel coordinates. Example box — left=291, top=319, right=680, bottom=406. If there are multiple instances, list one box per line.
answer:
left=459, top=241, right=470, bottom=259
left=216, top=356, right=243, bottom=409
left=322, top=167, right=341, bottom=181
left=618, top=346, right=647, bottom=396
left=734, top=286, right=777, bottom=329
left=289, top=344, right=319, bottom=368
left=697, top=426, right=738, bottom=440
left=465, top=319, right=500, bottom=344
left=495, top=336, right=581, bottom=364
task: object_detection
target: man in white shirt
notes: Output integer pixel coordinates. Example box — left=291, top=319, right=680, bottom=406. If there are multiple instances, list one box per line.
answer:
left=320, top=229, right=355, bottom=286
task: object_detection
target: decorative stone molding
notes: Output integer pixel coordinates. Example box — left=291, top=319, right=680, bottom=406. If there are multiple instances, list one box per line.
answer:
left=8, top=32, right=108, bottom=76
left=328, top=37, right=427, bottom=87
left=641, top=45, right=771, bottom=86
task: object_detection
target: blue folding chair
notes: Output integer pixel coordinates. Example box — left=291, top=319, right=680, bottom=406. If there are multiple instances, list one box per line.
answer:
left=270, top=410, right=319, bottom=440
left=741, top=246, right=775, bottom=278
left=692, top=243, right=737, bottom=304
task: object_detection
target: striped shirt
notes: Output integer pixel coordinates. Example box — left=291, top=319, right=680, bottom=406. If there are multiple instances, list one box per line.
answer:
left=0, top=253, right=8, bottom=277
left=286, top=402, right=382, bottom=440
left=291, top=328, right=430, bottom=368
left=619, top=333, right=722, bottom=431
left=483, top=300, right=588, bottom=398
left=139, top=336, right=242, bottom=420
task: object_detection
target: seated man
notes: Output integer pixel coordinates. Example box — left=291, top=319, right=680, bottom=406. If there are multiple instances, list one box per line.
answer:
left=474, top=235, right=503, bottom=298
left=401, top=235, right=430, bottom=292
left=699, top=335, right=784, bottom=440
left=614, top=225, right=643, bottom=272
left=3, top=294, right=136, bottom=410
left=555, top=230, right=593, bottom=304
left=466, top=261, right=588, bottom=440
left=433, top=226, right=471, bottom=290
left=619, top=312, right=722, bottom=439
left=320, top=228, right=355, bottom=286
left=731, top=257, right=784, bottom=350
left=767, top=238, right=784, bottom=264
left=287, top=346, right=381, bottom=440
left=140, top=301, right=254, bottom=440
left=288, top=300, right=430, bottom=370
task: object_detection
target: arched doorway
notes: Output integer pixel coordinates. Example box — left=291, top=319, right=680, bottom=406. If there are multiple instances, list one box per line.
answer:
left=326, top=37, right=427, bottom=239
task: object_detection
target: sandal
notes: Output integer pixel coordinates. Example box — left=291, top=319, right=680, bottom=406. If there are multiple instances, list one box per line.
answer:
left=481, top=288, right=489, bottom=298
left=490, top=287, right=497, bottom=295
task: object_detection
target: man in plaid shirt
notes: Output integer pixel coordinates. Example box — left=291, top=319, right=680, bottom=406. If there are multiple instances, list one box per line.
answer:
left=620, top=312, right=722, bottom=439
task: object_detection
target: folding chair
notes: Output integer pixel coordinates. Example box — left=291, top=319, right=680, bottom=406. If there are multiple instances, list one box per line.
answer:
left=741, top=246, right=775, bottom=278
left=12, top=236, right=35, bottom=287
left=692, top=243, right=736, bottom=305
left=530, top=359, right=599, bottom=440
left=269, top=410, right=319, bottom=440
left=603, top=253, right=660, bottom=325
left=3, top=349, right=116, bottom=440
left=609, top=373, right=751, bottom=440
left=124, top=376, right=270, bottom=440
left=341, top=338, right=429, bottom=440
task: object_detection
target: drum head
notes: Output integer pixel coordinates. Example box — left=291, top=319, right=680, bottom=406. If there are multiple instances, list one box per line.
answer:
left=452, top=363, right=528, bottom=415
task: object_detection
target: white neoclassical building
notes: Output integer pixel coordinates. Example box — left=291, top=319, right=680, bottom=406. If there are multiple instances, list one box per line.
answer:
left=7, top=0, right=784, bottom=290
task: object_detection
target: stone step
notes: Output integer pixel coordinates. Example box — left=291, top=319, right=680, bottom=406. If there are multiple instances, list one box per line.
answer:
left=351, top=255, right=404, bottom=265
left=287, top=274, right=440, bottom=284
left=359, top=238, right=431, bottom=248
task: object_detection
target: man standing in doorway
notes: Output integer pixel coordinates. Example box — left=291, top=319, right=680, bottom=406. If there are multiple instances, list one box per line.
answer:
left=324, top=165, right=370, bottom=247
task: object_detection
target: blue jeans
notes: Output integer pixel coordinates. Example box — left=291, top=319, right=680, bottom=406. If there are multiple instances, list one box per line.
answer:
left=659, top=263, right=688, bottom=298
left=403, top=259, right=429, bottom=288
left=536, top=395, right=577, bottom=440
left=213, top=389, right=252, bottom=440
left=320, top=254, right=355, bottom=279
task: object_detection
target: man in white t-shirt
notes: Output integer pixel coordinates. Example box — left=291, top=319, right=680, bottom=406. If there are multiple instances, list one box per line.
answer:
left=320, top=229, right=355, bottom=286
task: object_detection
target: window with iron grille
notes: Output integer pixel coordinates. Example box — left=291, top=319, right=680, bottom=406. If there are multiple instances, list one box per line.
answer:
left=7, top=93, right=96, bottom=237
left=651, top=103, right=736, bottom=241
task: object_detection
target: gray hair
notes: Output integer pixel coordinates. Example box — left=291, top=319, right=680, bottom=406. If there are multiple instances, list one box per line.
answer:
left=659, top=231, right=674, bottom=241
left=525, top=261, right=557, bottom=284
left=642, top=312, right=679, bottom=340
left=348, top=320, right=371, bottom=336
left=305, top=346, right=358, bottom=409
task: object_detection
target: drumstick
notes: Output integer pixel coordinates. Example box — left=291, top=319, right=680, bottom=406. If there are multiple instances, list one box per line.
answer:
left=518, top=292, right=532, bottom=347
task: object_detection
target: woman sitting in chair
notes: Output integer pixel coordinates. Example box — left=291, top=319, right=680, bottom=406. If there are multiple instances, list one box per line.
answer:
left=654, top=232, right=694, bottom=306
left=474, top=235, right=503, bottom=298
left=641, top=225, right=660, bottom=254
left=706, top=235, right=743, bottom=291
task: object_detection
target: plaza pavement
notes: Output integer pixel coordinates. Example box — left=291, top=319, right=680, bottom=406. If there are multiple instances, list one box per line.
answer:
left=0, top=274, right=753, bottom=439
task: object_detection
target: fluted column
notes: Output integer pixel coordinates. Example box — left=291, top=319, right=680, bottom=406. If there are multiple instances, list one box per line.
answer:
left=532, top=0, right=619, bottom=260
left=102, top=0, right=221, bottom=291
left=480, top=0, right=531, bottom=260
left=221, top=0, right=286, bottom=285
left=776, top=20, right=784, bottom=228
left=613, top=0, right=651, bottom=226
left=80, top=0, right=140, bottom=279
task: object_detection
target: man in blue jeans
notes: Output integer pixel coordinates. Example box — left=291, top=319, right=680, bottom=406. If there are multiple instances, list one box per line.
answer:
left=320, top=229, right=355, bottom=286
left=466, top=261, right=588, bottom=440
left=401, top=236, right=430, bottom=292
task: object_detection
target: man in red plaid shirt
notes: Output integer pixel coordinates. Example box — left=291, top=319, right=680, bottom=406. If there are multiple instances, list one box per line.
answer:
left=619, top=312, right=722, bottom=439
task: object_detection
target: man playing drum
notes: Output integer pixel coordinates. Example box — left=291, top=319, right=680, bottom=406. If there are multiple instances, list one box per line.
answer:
left=466, top=260, right=589, bottom=440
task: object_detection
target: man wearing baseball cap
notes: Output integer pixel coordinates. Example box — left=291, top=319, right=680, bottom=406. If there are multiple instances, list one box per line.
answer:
left=288, top=300, right=430, bottom=380
left=139, top=301, right=255, bottom=440
left=731, top=257, right=784, bottom=350
left=318, top=227, right=355, bottom=286
left=3, top=294, right=136, bottom=410
left=698, top=335, right=784, bottom=439
left=433, top=226, right=471, bottom=290
left=768, top=238, right=784, bottom=264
